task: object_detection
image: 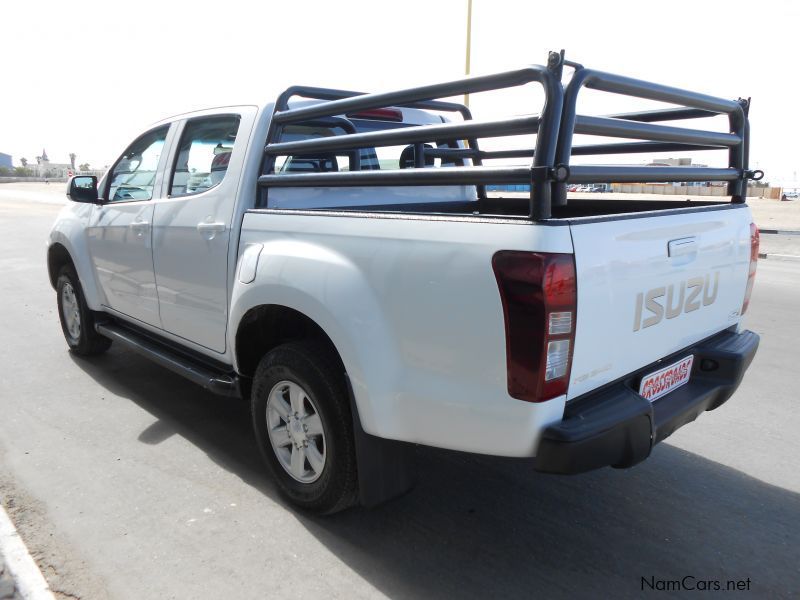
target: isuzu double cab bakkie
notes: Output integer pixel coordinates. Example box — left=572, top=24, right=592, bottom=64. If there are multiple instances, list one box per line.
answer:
left=48, top=51, right=761, bottom=513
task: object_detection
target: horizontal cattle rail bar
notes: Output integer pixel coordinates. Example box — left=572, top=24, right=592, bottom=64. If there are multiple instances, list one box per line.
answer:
left=261, top=51, right=754, bottom=221
left=264, top=115, right=541, bottom=156
left=259, top=166, right=540, bottom=187
left=259, top=165, right=739, bottom=188
left=573, top=116, right=740, bottom=147
left=270, top=67, right=559, bottom=125
left=608, top=107, right=718, bottom=122
left=428, top=141, right=726, bottom=160
left=583, top=72, right=741, bottom=113
left=571, top=141, right=724, bottom=155
left=568, top=166, right=740, bottom=184
left=272, top=85, right=470, bottom=116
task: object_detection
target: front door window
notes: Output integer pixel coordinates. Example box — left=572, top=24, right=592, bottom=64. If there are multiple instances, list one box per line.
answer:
left=107, top=126, right=168, bottom=202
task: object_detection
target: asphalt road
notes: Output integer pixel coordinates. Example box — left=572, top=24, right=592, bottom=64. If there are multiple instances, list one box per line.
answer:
left=0, top=196, right=798, bottom=599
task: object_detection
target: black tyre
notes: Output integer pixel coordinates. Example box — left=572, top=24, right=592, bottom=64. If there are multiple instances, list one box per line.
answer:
left=251, top=341, right=358, bottom=514
left=56, top=265, right=112, bottom=356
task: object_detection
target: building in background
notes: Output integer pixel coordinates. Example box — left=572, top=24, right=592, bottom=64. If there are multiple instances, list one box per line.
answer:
left=0, top=152, right=12, bottom=169
left=34, top=149, right=72, bottom=178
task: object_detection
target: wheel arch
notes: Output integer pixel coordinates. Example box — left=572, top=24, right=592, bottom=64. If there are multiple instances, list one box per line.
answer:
left=229, top=286, right=400, bottom=437
left=47, top=242, right=74, bottom=289
left=235, top=304, right=345, bottom=380
left=47, top=220, right=104, bottom=310
left=235, top=302, right=417, bottom=508
left=227, top=244, right=403, bottom=440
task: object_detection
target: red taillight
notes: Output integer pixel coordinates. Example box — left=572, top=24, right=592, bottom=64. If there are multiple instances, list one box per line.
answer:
left=492, top=251, right=577, bottom=402
left=741, top=223, right=759, bottom=314
left=346, top=108, right=403, bottom=122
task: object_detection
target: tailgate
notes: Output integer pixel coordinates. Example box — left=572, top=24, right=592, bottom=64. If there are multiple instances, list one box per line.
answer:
left=567, top=205, right=753, bottom=400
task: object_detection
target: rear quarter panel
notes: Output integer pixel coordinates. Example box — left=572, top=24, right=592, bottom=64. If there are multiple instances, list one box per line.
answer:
left=229, top=211, right=573, bottom=456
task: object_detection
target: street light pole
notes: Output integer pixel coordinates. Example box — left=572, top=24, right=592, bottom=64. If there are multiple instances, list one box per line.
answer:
left=464, top=0, right=472, bottom=107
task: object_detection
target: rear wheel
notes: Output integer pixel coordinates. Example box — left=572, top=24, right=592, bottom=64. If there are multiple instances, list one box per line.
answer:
left=251, top=341, right=357, bottom=514
left=56, top=265, right=111, bottom=356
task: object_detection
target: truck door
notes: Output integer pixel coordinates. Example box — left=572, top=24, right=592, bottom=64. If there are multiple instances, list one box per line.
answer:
left=151, top=112, right=250, bottom=353
left=87, top=125, right=172, bottom=327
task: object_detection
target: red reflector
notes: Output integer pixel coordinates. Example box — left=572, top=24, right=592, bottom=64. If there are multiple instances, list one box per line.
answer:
left=492, top=251, right=577, bottom=402
left=741, top=223, right=759, bottom=314
left=346, top=108, right=403, bottom=122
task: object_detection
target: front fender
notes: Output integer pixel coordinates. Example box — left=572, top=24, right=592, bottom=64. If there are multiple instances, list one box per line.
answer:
left=228, top=239, right=403, bottom=438
left=48, top=203, right=105, bottom=310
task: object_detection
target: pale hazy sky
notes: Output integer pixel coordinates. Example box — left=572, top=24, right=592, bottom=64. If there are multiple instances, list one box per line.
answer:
left=1, top=0, right=798, bottom=183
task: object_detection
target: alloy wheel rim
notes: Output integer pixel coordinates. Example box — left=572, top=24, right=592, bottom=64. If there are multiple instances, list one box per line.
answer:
left=266, top=380, right=326, bottom=483
left=61, top=282, right=81, bottom=341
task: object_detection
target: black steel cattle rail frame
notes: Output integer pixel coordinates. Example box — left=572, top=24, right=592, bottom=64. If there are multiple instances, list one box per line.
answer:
left=258, top=51, right=759, bottom=220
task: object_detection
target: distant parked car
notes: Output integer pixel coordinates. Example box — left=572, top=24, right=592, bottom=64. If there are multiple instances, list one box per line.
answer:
left=781, top=191, right=798, bottom=201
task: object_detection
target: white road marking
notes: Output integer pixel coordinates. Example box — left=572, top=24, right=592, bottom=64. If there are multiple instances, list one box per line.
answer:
left=0, top=503, right=56, bottom=600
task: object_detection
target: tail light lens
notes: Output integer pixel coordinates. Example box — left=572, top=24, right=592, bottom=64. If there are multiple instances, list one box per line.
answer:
left=741, top=223, right=759, bottom=314
left=492, top=251, right=577, bottom=402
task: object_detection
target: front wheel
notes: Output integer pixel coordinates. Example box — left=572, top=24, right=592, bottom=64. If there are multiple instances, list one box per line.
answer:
left=251, top=341, right=358, bottom=514
left=56, top=265, right=111, bottom=356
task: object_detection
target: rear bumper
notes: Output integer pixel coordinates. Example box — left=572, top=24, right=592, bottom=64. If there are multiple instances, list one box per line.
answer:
left=534, top=329, right=759, bottom=474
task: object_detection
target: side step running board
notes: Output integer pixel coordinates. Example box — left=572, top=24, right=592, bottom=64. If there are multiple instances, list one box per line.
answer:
left=95, top=322, right=241, bottom=398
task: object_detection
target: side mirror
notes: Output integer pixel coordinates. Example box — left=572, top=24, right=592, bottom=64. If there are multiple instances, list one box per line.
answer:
left=67, top=175, right=99, bottom=203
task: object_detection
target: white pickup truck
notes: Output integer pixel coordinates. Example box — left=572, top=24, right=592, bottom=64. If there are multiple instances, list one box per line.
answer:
left=48, top=52, right=760, bottom=513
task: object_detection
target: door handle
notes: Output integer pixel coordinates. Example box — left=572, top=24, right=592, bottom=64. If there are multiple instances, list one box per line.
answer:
left=667, top=236, right=697, bottom=258
left=197, top=221, right=226, bottom=240
left=130, top=220, right=150, bottom=231
left=197, top=222, right=226, bottom=233
left=667, top=236, right=698, bottom=267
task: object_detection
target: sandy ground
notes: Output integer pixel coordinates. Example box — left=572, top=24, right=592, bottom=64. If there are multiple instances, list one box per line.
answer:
left=515, top=190, right=800, bottom=231
left=741, top=196, right=800, bottom=231
left=0, top=183, right=70, bottom=206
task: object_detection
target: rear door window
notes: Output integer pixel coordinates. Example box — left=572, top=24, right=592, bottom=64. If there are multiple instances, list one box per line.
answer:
left=170, top=115, right=241, bottom=197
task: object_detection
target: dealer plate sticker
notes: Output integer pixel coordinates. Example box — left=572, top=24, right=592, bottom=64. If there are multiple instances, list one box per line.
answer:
left=639, top=355, right=694, bottom=402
